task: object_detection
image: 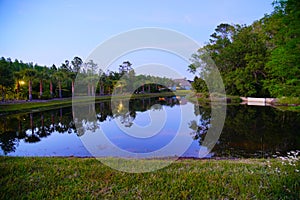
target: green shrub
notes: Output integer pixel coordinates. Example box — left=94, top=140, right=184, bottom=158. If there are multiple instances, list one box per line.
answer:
left=278, top=97, right=300, bottom=105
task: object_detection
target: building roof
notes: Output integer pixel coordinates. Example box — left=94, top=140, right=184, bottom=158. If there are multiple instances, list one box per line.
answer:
left=173, top=78, right=192, bottom=87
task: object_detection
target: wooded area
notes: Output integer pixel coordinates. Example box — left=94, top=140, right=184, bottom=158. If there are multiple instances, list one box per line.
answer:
left=1, top=0, right=299, bottom=100
left=0, top=57, right=174, bottom=101
left=189, top=0, right=300, bottom=97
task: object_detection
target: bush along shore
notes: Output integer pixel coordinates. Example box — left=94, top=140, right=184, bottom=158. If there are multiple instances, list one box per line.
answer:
left=0, top=155, right=299, bottom=199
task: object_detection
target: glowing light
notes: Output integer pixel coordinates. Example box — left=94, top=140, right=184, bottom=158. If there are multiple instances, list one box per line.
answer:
left=19, top=81, right=25, bottom=85
left=117, top=102, right=123, bottom=113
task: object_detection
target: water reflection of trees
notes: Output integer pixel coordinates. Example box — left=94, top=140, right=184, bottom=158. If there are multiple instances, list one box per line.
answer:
left=4, top=98, right=298, bottom=158
left=0, top=96, right=179, bottom=155
left=189, top=104, right=211, bottom=142
left=0, top=107, right=76, bottom=155
left=73, top=96, right=179, bottom=131
left=191, top=104, right=300, bottom=158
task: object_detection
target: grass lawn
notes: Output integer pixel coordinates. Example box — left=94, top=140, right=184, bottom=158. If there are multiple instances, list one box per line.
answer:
left=0, top=157, right=299, bottom=199
left=186, top=93, right=242, bottom=105
left=274, top=97, right=300, bottom=112
left=0, top=90, right=191, bottom=115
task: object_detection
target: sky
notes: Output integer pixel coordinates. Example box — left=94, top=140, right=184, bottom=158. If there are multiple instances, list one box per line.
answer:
left=0, top=0, right=274, bottom=79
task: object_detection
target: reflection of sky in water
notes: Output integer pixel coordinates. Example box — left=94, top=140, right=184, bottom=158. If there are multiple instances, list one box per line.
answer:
left=2, top=101, right=300, bottom=159
left=134, top=111, right=152, bottom=127
left=1, top=102, right=211, bottom=158
left=81, top=103, right=211, bottom=158
left=101, top=106, right=180, bottom=153
left=4, top=130, right=91, bottom=157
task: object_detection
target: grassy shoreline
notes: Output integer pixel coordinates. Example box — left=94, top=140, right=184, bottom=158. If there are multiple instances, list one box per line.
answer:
left=0, top=156, right=299, bottom=199
left=1, top=91, right=299, bottom=114
left=0, top=90, right=190, bottom=115
left=187, top=93, right=300, bottom=111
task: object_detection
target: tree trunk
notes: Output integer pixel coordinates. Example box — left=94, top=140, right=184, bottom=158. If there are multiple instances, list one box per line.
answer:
left=72, top=79, right=74, bottom=97
left=29, top=80, right=32, bottom=101
left=18, top=118, right=22, bottom=136
left=91, top=84, right=95, bottom=96
left=100, top=82, right=104, bottom=96
left=142, top=98, right=145, bottom=109
left=41, top=114, right=44, bottom=128
left=50, top=81, right=53, bottom=98
left=102, top=85, right=105, bottom=95
left=99, top=82, right=102, bottom=96
left=39, top=80, right=43, bottom=98
left=59, top=80, right=62, bottom=98
left=88, top=83, right=91, bottom=96
left=30, top=113, right=34, bottom=133
left=60, top=108, right=63, bottom=122
left=51, top=113, right=54, bottom=126
left=41, top=114, right=45, bottom=135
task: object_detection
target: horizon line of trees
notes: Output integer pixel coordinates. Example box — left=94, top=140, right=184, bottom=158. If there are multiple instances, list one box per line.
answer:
left=189, top=0, right=300, bottom=98
left=0, top=57, right=175, bottom=101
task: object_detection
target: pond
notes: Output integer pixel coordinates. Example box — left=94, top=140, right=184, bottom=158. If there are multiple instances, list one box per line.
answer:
left=0, top=96, right=299, bottom=159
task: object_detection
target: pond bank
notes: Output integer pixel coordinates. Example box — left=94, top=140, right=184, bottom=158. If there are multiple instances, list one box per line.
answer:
left=0, top=91, right=190, bottom=115
left=0, top=156, right=298, bottom=199
left=240, top=96, right=300, bottom=111
left=188, top=93, right=300, bottom=111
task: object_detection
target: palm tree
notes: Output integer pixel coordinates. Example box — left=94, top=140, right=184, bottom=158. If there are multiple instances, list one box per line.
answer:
left=68, top=72, right=76, bottom=97
left=49, top=65, right=57, bottom=98
left=70, top=57, right=82, bottom=97
left=36, top=69, right=48, bottom=99
left=22, top=69, right=36, bottom=101
left=85, top=60, right=98, bottom=96
left=53, top=71, right=65, bottom=98
left=86, top=75, right=98, bottom=96
left=49, top=75, right=54, bottom=98
left=99, top=73, right=106, bottom=96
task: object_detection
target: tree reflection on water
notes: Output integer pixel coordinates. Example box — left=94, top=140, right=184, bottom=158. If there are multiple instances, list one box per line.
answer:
left=191, top=104, right=300, bottom=158
left=0, top=97, right=299, bottom=158
left=0, top=96, right=179, bottom=155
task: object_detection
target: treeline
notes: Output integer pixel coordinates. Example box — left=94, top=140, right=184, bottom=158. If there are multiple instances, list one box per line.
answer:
left=189, top=0, right=300, bottom=97
left=0, top=57, right=174, bottom=101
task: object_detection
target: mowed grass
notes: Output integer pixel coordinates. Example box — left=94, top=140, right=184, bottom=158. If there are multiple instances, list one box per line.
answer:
left=0, top=90, right=191, bottom=115
left=0, top=157, right=299, bottom=199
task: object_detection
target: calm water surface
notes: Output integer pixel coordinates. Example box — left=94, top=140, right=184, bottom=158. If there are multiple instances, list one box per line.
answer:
left=0, top=96, right=299, bottom=158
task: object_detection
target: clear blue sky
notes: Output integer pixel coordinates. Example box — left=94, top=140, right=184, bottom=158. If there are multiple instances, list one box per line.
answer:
left=0, top=0, right=274, bottom=78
